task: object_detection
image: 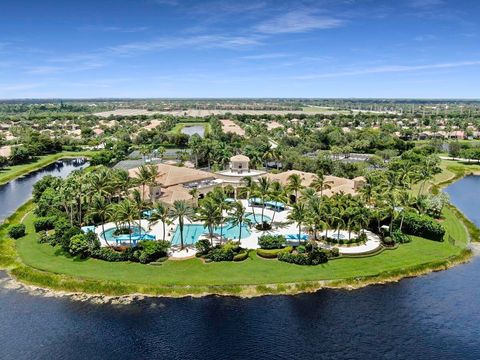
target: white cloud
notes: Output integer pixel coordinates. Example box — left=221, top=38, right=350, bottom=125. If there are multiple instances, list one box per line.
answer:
left=78, top=25, right=148, bottom=33
left=408, top=0, right=444, bottom=9
left=255, top=10, right=344, bottom=34
left=151, top=0, right=179, bottom=6
left=108, top=34, right=262, bottom=55
left=241, top=53, right=289, bottom=60
left=294, top=60, right=480, bottom=79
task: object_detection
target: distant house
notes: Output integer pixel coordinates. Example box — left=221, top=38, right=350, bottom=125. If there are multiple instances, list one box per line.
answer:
left=93, top=128, right=104, bottom=136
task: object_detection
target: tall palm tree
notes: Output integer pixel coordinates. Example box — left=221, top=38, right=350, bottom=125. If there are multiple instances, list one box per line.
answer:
left=86, top=195, right=113, bottom=248
left=169, top=200, right=195, bottom=250
left=311, top=172, right=333, bottom=197
left=210, top=187, right=228, bottom=238
left=112, top=169, right=132, bottom=200
left=196, top=198, right=221, bottom=245
left=268, top=181, right=287, bottom=227
left=255, top=177, right=271, bottom=227
left=288, top=202, right=307, bottom=242
left=306, top=194, right=327, bottom=241
left=114, top=199, right=139, bottom=246
left=131, top=189, right=148, bottom=239
left=227, top=201, right=251, bottom=242
left=242, top=176, right=259, bottom=223
left=135, top=164, right=153, bottom=201
left=287, top=173, right=303, bottom=203
left=150, top=202, right=171, bottom=241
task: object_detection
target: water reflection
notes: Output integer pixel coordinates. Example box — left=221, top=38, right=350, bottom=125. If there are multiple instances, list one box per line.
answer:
left=0, top=158, right=88, bottom=221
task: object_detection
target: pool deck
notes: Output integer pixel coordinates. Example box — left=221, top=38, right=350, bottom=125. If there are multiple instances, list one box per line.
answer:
left=93, top=200, right=382, bottom=258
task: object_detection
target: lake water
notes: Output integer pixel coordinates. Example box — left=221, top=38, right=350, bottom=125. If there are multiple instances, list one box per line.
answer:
left=444, top=175, right=480, bottom=226
left=181, top=125, right=205, bottom=137
left=0, top=170, right=480, bottom=359
left=0, top=158, right=88, bottom=222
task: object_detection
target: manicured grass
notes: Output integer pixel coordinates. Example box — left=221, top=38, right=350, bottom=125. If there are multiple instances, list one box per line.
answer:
left=15, top=207, right=467, bottom=288
left=0, top=150, right=96, bottom=186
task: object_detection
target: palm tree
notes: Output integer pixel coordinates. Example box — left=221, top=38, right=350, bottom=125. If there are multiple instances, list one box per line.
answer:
left=228, top=201, right=251, bottom=242
left=268, top=181, right=287, bottom=227
left=135, top=164, right=153, bottom=201
left=169, top=200, right=195, bottom=250
left=255, top=177, right=271, bottom=227
left=196, top=198, right=221, bottom=245
left=305, top=194, right=327, bottom=241
left=288, top=202, right=307, bottom=242
left=114, top=199, right=139, bottom=246
left=150, top=202, right=170, bottom=240
left=131, top=189, right=148, bottom=239
left=112, top=169, right=132, bottom=200
left=311, top=172, right=333, bottom=197
left=210, top=187, right=229, bottom=238
left=242, top=176, right=259, bottom=223
left=86, top=195, right=113, bottom=248
left=287, top=173, right=303, bottom=203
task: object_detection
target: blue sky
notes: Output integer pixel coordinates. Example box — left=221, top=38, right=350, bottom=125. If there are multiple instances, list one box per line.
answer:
left=0, top=0, right=479, bottom=99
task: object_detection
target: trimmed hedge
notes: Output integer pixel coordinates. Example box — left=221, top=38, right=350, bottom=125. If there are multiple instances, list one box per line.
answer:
left=397, top=212, right=445, bottom=241
left=278, top=248, right=328, bottom=266
left=233, top=251, right=249, bottom=262
left=257, top=246, right=293, bottom=259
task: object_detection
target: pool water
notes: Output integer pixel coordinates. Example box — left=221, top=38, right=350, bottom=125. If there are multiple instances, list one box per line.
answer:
left=245, top=212, right=271, bottom=224
left=101, top=226, right=154, bottom=243
left=330, top=233, right=347, bottom=240
left=171, top=223, right=251, bottom=246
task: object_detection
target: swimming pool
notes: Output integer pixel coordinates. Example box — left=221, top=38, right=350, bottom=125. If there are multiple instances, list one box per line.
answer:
left=330, top=233, right=346, bottom=240
left=171, top=222, right=251, bottom=246
left=245, top=213, right=271, bottom=224
left=101, top=226, right=155, bottom=243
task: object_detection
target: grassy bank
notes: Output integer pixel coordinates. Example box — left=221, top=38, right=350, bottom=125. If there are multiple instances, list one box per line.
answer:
left=0, top=150, right=96, bottom=186
left=2, top=201, right=469, bottom=297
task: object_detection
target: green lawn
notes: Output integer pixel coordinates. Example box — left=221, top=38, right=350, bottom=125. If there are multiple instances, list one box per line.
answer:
left=15, top=206, right=467, bottom=288
left=0, top=150, right=97, bottom=186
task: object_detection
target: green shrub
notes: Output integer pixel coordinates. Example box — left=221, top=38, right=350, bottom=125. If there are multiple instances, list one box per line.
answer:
left=37, top=230, right=53, bottom=244
left=383, top=236, right=394, bottom=246
left=209, top=247, right=235, bottom=262
left=397, top=212, right=445, bottom=241
left=233, top=251, right=249, bottom=262
left=257, top=248, right=283, bottom=259
left=34, top=216, right=56, bottom=232
left=392, top=230, right=411, bottom=244
left=326, top=247, right=340, bottom=258
left=132, top=240, right=170, bottom=264
left=8, top=224, right=26, bottom=239
left=357, top=232, right=368, bottom=243
left=278, top=243, right=329, bottom=265
left=69, top=234, right=91, bottom=258
left=195, top=239, right=212, bottom=256
left=91, top=248, right=128, bottom=262
left=258, top=234, right=286, bottom=249
left=256, top=246, right=292, bottom=259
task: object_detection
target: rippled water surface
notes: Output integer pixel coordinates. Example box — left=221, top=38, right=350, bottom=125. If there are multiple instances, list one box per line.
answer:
left=1, top=258, right=480, bottom=360
left=0, top=158, right=88, bottom=222
left=444, top=175, right=480, bottom=226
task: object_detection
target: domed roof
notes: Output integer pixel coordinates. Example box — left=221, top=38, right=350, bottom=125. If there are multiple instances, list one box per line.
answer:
left=230, top=154, right=250, bottom=162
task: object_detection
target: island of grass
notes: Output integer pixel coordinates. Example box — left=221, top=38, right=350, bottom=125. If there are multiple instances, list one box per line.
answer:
left=0, top=157, right=477, bottom=298
left=0, top=200, right=469, bottom=297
